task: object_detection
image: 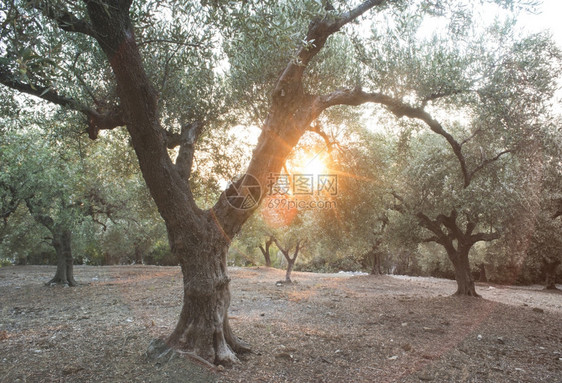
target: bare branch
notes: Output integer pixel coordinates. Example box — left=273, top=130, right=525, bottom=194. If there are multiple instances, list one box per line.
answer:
left=307, top=123, right=334, bottom=152
left=468, top=149, right=512, bottom=180
left=459, top=128, right=482, bottom=147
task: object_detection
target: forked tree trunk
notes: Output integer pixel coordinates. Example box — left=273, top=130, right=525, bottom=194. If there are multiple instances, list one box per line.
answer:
left=417, top=211, right=498, bottom=297
left=80, top=0, right=382, bottom=366
left=285, top=257, right=296, bottom=283
left=47, top=229, right=76, bottom=286
left=273, top=238, right=303, bottom=283
left=166, top=217, right=249, bottom=365
left=450, top=249, right=479, bottom=297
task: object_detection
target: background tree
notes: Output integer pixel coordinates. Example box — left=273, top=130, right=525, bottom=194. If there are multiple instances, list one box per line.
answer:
left=258, top=236, right=274, bottom=267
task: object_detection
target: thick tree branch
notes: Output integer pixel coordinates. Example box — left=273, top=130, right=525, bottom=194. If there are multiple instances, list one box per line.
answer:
left=469, top=231, right=500, bottom=244
left=416, top=212, right=445, bottom=240
left=272, top=237, right=290, bottom=259
left=0, top=65, right=81, bottom=109
left=0, top=65, right=124, bottom=138
left=25, top=198, right=55, bottom=233
left=273, top=0, right=385, bottom=103
left=315, top=87, right=473, bottom=187
left=87, top=107, right=126, bottom=139
left=420, top=89, right=465, bottom=108
left=166, top=122, right=204, bottom=180
left=435, top=210, right=465, bottom=241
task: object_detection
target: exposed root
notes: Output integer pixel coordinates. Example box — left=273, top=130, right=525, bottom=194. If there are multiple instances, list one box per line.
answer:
left=147, top=338, right=219, bottom=371
left=178, top=350, right=219, bottom=370
left=453, top=289, right=481, bottom=298
left=224, top=316, right=251, bottom=354
left=45, top=277, right=77, bottom=287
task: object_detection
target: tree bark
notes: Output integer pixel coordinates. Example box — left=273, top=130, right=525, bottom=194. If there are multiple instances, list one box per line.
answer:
left=166, top=214, right=249, bottom=365
left=450, top=248, right=479, bottom=297
left=285, top=257, right=296, bottom=283
left=258, top=237, right=273, bottom=267
left=371, top=252, right=381, bottom=275
left=47, top=228, right=77, bottom=286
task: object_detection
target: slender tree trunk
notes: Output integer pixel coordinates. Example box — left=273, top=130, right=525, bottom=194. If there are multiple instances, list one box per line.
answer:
left=478, top=263, right=488, bottom=282
left=371, top=251, right=382, bottom=275
left=263, top=251, right=271, bottom=267
left=285, top=258, right=296, bottom=283
left=544, top=261, right=560, bottom=290
left=166, top=216, right=249, bottom=365
left=47, top=229, right=76, bottom=286
left=451, top=249, right=479, bottom=297
left=259, top=237, right=273, bottom=267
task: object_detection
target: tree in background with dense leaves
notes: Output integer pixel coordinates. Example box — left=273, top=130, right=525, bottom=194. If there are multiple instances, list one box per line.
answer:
left=363, top=11, right=561, bottom=295
left=524, top=125, right=562, bottom=290
left=0, top=122, right=93, bottom=285
left=1, top=0, right=559, bottom=365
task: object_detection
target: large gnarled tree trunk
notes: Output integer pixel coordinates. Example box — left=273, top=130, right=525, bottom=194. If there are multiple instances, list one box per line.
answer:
left=449, top=245, right=478, bottom=296
left=25, top=199, right=77, bottom=286
left=417, top=210, right=499, bottom=297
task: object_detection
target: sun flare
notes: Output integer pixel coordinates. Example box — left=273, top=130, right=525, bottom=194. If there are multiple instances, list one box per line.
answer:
left=300, top=154, right=328, bottom=176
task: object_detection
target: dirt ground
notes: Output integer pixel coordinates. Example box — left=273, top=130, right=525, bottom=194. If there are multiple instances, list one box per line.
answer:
left=0, top=265, right=561, bottom=383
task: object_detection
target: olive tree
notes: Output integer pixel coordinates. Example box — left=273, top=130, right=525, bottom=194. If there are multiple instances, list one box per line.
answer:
left=1, top=0, right=557, bottom=364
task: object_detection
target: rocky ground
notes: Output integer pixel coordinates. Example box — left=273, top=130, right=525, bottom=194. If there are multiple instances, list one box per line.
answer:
left=0, top=265, right=561, bottom=382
